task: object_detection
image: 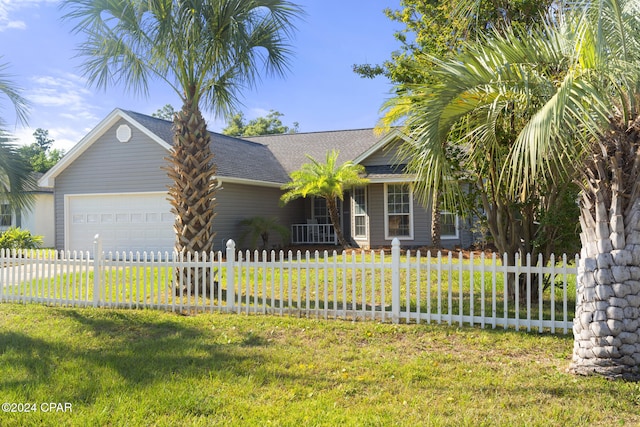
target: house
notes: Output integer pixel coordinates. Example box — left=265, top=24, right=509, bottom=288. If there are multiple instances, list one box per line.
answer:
left=39, top=108, right=474, bottom=255
left=1, top=173, right=55, bottom=247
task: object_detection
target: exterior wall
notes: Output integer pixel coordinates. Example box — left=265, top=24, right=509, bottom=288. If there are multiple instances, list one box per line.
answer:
left=53, top=118, right=303, bottom=252
left=54, top=119, right=175, bottom=250
left=213, top=181, right=304, bottom=251
left=363, top=183, right=473, bottom=249
left=356, top=140, right=475, bottom=249
left=360, top=140, right=405, bottom=167
left=21, top=193, right=55, bottom=247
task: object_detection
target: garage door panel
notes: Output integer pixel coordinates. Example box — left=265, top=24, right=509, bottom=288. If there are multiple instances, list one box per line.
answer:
left=67, top=193, right=175, bottom=255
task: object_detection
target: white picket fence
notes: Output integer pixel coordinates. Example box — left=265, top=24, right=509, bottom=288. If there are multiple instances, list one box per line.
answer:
left=0, top=237, right=579, bottom=334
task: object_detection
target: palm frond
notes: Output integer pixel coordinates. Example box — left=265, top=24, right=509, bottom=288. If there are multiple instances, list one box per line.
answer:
left=0, top=59, right=29, bottom=127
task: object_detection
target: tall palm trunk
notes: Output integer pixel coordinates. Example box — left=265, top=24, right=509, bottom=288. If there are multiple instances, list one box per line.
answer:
left=570, top=122, right=640, bottom=380
left=165, top=101, right=218, bottom=294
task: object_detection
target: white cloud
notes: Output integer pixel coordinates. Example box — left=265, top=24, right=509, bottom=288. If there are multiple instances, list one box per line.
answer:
left=27, top=73, right=93, bottom=110
left=0, top=0, right=58, bottom=32
left=12, top=71, right=102, bottom=151
left=0, top=19, right=25, bottom=31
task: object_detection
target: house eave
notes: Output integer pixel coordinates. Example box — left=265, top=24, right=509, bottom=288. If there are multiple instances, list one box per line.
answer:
left=217, top=176, right=285, bottom=189
left=352, top=128, right=407, bottom=165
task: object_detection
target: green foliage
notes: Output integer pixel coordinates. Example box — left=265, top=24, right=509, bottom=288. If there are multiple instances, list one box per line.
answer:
left=61, top=0, right=303, bottom=118
left=0, top=134, right=35, bottom=211
left=17, top=128, right=63, bottom=173
left=0, top=227, right=43, bottom=249
left=0, top=60, right=32, bottom=211
left=238, top=216, right=290, bottom=250
left=151, top=104, right=176, bottom=121
left=33, top=128, right=53, bottom=151
left=534, top=184, right=581, bottom=257
left=17, top=130, right=64, bottom=173
left=222, top=110, right=299, bottom=136
left=280, top=150, right=369, bottom=204
left=355, top=0, right=554, bottom=84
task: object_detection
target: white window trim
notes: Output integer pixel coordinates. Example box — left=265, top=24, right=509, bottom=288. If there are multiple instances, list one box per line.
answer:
left=384, top=183, right=414, bottom=240
left=351, top=187, right=368, bottom=240
left=440, top=210, right=459, bottom=240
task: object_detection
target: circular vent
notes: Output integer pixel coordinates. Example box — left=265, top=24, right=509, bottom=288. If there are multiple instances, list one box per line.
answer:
left=116, top=124, right=132, bottom=143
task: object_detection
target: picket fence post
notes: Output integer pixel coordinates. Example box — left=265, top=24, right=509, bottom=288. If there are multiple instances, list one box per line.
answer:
left=391, top=238, right=401, bottom=324
left=93, top=234, right=102, bottom=307
left=226, top=239, right=236, bottom=311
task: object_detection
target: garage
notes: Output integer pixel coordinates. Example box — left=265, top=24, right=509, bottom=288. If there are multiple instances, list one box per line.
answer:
left=66, top=192, right=175, bottom=256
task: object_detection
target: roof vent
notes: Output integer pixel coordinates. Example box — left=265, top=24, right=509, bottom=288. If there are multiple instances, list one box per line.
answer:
left=116, top=124, right=132, bottom=143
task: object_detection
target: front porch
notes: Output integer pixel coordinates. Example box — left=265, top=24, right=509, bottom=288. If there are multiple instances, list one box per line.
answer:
left=290, top=223, right=338, bottom=245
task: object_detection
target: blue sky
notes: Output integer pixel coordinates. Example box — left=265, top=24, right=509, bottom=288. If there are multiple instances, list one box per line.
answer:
left=0, top=1, right=403, bottom=152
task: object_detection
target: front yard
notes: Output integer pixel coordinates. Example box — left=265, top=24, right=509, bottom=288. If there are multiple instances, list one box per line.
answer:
left=0, top=304, right=638, bottom=426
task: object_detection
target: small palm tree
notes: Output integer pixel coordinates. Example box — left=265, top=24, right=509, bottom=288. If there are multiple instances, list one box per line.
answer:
left=239, top=216, right=289, bottom=250
left=281, top=150, right=369, bottom=249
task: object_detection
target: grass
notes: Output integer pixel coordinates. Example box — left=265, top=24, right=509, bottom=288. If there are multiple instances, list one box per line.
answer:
left=0, top=303, right=639, bottom=426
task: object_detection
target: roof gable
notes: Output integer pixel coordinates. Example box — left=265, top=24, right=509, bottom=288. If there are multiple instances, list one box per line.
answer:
left=40, top=109, right=290, bottom=188
left=39, top=109, right=171, bottom=188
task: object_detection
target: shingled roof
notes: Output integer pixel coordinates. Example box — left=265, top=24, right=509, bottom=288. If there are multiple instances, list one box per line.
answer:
left=126, top=110, right=386, bottom=182
left=242, top=129, right=380, bottom=174
left=125, top=110, right=290, bottom=184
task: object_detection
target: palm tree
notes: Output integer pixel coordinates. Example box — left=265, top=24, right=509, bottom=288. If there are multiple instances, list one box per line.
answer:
left=238, top=216, right=289, bottom=250
left=61, top=0, right=302, bottom=289
left=280, top=150, right=369, bottom=249
left=383, top=0, right=640, bottom=379
left=0, top=60, right=33, bottom=212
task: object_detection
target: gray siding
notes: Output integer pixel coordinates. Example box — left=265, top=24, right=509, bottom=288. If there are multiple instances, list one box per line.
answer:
left=213, top=182, right=304, bottom=251
left=54, top=119, right=171, bottom=249
left=361, top=141, right=406, bottom=167
left=54, top=119, right=304, bottom=251
left=364, top=183, right=470, bottom=249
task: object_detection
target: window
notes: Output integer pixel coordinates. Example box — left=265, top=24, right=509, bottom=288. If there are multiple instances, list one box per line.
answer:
left=441, top=211, right=459, bottom=239
left=385, top=184, right=413, bottom=239
left=312, top=197, right=329, bottom=224
left=312, top=197, right=343, bottom=225
left=0, top=204, right=12, bottom=227
left=352, top=187, right=367, bottom=239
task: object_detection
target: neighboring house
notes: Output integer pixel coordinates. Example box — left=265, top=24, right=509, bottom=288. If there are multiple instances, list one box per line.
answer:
left=1, top=173, right=55, bottom=247
left=39, top=108, right=473, bottom=255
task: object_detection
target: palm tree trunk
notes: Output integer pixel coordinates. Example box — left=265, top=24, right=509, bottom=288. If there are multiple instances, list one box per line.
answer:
left=431, top=192, right=441, bottom=248
left=165, top=100, right=218, bottom=294
left=326, top=197, right=348, bottom=248
left=570, top=126, right=640, bottom=380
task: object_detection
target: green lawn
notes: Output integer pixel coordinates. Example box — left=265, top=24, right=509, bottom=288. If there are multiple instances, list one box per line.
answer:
left=0, top=304, right=638, bottom=426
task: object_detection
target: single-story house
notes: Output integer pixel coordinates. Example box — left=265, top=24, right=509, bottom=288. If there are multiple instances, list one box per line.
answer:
left=1, top=173, right=55, bottom=247
left=39, top=108, right=474, bottom=254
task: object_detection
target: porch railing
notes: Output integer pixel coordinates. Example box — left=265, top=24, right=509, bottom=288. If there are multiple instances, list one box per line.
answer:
left=290, top=223, right=338, bottom=245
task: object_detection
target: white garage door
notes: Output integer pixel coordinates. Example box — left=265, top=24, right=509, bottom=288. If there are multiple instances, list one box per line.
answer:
left=66, top=193, right=175, bottom=255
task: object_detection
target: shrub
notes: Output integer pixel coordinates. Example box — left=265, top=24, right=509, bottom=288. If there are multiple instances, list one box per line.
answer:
left=0, top=227, right=43, bottom=250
